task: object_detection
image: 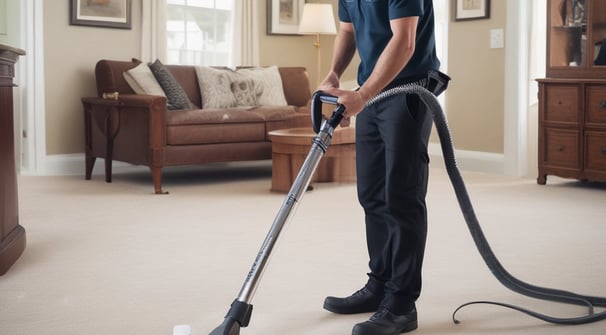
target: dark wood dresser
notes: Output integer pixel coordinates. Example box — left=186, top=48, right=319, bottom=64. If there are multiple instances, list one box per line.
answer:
left=537, top=0, right=606, bottom=184
left=0, top=44, right=26, bottom=275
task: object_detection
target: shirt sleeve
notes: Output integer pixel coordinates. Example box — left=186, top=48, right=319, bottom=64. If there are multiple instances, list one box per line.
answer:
left=338, top=0, right=352, bottom=22
left=388, top=0, right=424, bottom=20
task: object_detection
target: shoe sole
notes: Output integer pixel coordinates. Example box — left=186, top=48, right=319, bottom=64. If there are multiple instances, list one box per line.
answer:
left=323, top=301, right=379, bottom=315
left=351, top=320, right=418, bottom=335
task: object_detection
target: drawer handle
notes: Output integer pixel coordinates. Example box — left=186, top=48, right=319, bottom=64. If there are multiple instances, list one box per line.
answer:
left=557, top=145, right=565, bottom=152
left=600, top=101, right=606, bottom=109
left=602, top=147, right=606, bottom=154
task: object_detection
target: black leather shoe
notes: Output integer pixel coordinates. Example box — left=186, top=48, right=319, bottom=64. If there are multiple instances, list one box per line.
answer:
left=352, top=307, right=418, bottom=335
left=323, top=287, right=383, bottom=314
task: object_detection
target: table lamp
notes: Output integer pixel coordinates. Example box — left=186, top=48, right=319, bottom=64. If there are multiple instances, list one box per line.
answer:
left=298, top=3, right=337, bottom=86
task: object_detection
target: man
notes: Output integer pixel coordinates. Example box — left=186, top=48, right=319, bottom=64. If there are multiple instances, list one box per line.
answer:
left=318, top=1, right=440, bottom=334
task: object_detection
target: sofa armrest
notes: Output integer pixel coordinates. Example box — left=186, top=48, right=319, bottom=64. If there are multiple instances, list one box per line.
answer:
left=82, top=94, right=166, bottom=108
left=82, top=94, right=168, bottom=164
left=279, top=67, right=312, bottom=107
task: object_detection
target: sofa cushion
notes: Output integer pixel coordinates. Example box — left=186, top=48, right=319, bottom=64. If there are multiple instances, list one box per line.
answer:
left=165, top=106, right=299, bottom=145
left=166, top=108, right=265, bottom=145
left=236, top=66, right=288, bottom=106
left=167, top=123, right=267, bottom=145
left=149, top=59, right=195, bottom=110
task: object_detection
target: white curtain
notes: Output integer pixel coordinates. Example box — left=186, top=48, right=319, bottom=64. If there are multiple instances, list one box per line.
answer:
left=141, top=0, right=167, bottom=63
left=232, top=0, right=259, bottom=66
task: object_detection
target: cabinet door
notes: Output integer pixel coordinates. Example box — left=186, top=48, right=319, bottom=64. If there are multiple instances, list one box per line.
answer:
left=589, top=0, right=606, bottom=67
left=548, top=0, right=587, bottom=70
left=547, top=0, right=606, bottom=78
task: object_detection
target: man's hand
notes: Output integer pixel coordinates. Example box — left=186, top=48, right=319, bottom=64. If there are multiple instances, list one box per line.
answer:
left=317, top=72, right=353, bottom=127
left=319, top=71, right=340, bottom=91
left=322, top=87, right=367, bottom=126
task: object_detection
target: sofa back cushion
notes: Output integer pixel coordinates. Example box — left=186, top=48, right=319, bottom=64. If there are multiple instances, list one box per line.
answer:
left=95, top=59, right=139, bottom=97
left=165, top=64, right=202, bottom=108
left=279, top=67, right=312, bottom=107
left=94, top=60, right=311, bottom=108
left=149, top=60, right=196, bottom=110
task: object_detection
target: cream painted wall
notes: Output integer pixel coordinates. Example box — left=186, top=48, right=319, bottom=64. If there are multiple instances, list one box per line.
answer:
left=446, top=0, right=506, bottom=153
left=41, top=0, right=507, bottom=157
left=43, top=0, right=142, bottom=155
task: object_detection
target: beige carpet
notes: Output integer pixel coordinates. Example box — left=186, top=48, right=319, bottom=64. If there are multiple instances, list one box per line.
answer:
left=1, top=162, right=606, bottom=335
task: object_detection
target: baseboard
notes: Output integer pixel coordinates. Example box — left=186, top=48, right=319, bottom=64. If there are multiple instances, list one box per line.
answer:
left=38, top=153, right=144, bottom=176
left=428, top=143, right=505, bottom=174
left=30, top=149, right=505, bottom=177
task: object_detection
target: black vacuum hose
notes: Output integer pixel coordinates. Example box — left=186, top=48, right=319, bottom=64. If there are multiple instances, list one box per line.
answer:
left=366, top=84, right=606, bottom=325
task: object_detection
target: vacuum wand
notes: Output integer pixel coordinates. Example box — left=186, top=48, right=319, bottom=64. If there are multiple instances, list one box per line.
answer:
left=209, top=92, right=345, bottom=335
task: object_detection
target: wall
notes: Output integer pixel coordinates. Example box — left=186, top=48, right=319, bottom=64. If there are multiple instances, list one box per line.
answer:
left=446, top=1, right=506, bottom=154
left=40, top=0, right=506, bottom=159
left=43, top=0, right=142, bottom=155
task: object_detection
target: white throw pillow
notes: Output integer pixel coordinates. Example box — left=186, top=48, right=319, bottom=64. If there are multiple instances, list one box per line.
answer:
left=236, top=66, right=288, bottom=106
left=123, top=62, right=166, bottom=97
left=195, top=66, right=237, bottom=109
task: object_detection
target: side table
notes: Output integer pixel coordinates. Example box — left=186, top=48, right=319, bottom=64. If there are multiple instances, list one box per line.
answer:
left=267, top=127, right=356, bottom=192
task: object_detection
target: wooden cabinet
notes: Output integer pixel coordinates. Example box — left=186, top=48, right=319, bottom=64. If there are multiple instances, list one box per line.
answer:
left=537, top=0, right=606, bottom=184
left=0, top=44, right=26, bottom=275
left=537, top=78, right=606, bottom=184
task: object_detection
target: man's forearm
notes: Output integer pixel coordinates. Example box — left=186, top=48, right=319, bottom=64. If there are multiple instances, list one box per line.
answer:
left=329, top=23, right=357, bottom=79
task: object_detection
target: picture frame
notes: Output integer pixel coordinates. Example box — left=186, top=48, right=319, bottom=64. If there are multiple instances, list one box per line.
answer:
left=70, top=0, right=131, bottom=29
left=267, top=0, right=305, bottom=35
left=455, top=0, right=490, bottom=21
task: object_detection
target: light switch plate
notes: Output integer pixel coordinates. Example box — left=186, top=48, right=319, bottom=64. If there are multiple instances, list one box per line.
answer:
left=490, top=29, right=504, bottom=49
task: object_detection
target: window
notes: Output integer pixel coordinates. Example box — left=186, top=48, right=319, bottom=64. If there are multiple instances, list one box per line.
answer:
left=166, top=0, right=234, bottom=66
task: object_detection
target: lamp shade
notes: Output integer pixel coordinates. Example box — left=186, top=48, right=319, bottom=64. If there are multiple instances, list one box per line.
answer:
left=298, top=3, right=337, bottom=35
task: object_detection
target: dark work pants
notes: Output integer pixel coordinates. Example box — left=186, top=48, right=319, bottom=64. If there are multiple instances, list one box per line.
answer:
left=355, top=92, right=433, bottom=315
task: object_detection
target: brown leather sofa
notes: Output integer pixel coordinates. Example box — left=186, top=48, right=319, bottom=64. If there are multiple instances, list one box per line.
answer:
left=82, top=59, right=313, bottom=194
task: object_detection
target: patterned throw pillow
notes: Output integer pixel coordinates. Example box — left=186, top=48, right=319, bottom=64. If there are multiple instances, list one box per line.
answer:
left=236, top=66, right=288, bottom=106
left=231, top=76, right=263, bottom=108
left=194, top=66, right=238, bottom=109
left=148, top=59, right=195, bottom=110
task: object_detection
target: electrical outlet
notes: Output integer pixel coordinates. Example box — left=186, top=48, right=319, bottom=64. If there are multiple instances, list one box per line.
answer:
left=490, top=29, right=504, bottom=49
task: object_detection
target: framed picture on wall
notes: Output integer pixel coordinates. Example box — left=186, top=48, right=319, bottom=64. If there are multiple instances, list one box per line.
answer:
left=455, top=0, right=490, bottom=21
left=70, top=0, right=131, bottom=29
left=267, top=0, right=305, bottom=35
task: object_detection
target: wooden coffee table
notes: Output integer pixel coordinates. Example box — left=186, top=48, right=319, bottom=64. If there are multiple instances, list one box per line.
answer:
left=267, top=127, right=356, bottom=192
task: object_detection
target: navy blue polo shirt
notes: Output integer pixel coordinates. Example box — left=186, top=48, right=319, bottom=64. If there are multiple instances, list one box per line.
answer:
left=339, top=0, right=440, bottom=87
